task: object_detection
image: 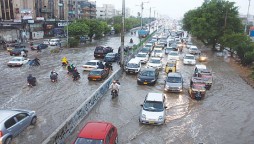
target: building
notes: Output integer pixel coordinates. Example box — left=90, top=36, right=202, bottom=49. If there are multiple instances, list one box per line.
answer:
left=96, top=4, right=115, bottom=19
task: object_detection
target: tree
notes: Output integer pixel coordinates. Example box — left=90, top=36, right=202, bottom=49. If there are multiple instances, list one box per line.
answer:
left=182, top=0, right=243, bottom=50
left=66, top=22, right=89, bottom=39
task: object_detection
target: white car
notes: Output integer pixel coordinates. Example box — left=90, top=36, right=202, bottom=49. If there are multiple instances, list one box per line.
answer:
left=43, top=39, right=50, bottom=45
left=147, top=57, right=163, bottom=69
left=189, top=45, right=200, bottom=54
left=136, top=52, right=149, bottom=64
left=167, top=51, right=180, bottom=61
left=183, top=54, right=196, bottom=65
left=82, top=60, right=101, bottom=71
left=151, top=49, right=163, bottom=58
left=49, top=39, right=60, bottom=46
left=139, top=92, right=167, bottom=125
left=7, top=57, right=29, bottom=67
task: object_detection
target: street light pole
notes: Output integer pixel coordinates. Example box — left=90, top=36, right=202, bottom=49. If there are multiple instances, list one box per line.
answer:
left=244, top=0, right=251, bottom=34
left=120, top=0, right=125, bottom=69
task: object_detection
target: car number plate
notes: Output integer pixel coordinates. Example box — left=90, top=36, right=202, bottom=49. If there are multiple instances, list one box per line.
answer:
left=144, top=82, right=148, bottom=84
left=93, top=79, right=96, bottom=80
left=149, top=121, right=155, bottom=124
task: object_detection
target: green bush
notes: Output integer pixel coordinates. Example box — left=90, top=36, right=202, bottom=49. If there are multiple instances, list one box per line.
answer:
left=68, top=37, right=79, bottom=48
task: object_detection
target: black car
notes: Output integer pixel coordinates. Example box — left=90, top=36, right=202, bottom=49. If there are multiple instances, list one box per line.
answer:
left=9, top=48, right=28, bottom=56
left=31, top=43, right=48, bottom=50
left=137, top=68, right=159, bottom=85
left=94, top=46, right=113, bottom=58
left=104, top=52, right=119, bottom=62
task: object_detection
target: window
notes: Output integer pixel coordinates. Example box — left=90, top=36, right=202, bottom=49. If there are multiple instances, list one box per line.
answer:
left=15, top=113, right=28, bottom=121
left=5, top=117, right=16, bottom=129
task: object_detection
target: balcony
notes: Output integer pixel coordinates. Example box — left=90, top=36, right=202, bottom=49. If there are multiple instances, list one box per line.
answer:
left=41, top=8, right=51, bottom=13
left=83, top=7, right=96, bottom=12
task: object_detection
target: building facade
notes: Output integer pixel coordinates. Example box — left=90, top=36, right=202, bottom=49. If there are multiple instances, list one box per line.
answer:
left=96, top=4, right=115, bottom=19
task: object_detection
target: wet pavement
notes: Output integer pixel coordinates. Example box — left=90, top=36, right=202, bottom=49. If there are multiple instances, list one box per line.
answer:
left=0, top=32, right=141, bottom=143
left=65, top=44, right=254, bottom=144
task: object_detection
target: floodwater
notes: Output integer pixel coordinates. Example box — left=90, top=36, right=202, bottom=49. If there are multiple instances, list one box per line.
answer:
left=0, top=32, right=140, bottom=144
left=66, top=45, right=254, bottom=144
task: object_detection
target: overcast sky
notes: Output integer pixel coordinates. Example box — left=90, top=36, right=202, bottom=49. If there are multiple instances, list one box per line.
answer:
left=95, top=0, right=254, bottom=19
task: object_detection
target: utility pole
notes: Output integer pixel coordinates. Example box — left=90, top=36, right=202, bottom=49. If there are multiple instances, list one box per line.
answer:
left=140, top=2, right=144, bottom=29
left=149, top=7, right=151, bottom=31
left=244, top=0, right=251, bottom=34
left=75, top=0, right=78, bottom=19
left=120, top=0, right=125, bottom=70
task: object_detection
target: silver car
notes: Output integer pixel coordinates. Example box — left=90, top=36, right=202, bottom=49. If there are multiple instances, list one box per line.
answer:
left=0, top=109, right=37, bottom=144
left=164, top=72, right=183, bottom=92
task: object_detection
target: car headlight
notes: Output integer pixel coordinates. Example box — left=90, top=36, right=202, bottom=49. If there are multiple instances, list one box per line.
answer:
left=158, top=116, right=163, bottom=121
left=141, top=114, right=146, bottom=120
left=151, top=79, right=155, bottom=82
left=137, top=78, right=141, bottom=81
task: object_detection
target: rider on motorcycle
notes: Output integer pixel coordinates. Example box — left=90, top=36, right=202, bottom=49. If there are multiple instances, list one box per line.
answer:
left=130, top=38, right=133, bottom=43
left=105, top=61, right=113, bottom=71
left=34, top=57, right=40, bottom=66
left=109, top=80, right=120, bottom=95
left=61, top=57, right=68, bottom=66
left=72, top=68, right=80, bottom=81
left=27, top=74, right=36, bottom=86
left=50, top=71, right=58, bottom=81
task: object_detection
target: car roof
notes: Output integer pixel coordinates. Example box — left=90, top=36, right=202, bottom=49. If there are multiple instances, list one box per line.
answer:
left=150, top=57, right=161, bottom=60
left=185, top=54, right=194, bottom=57
left=89, top=60, right=100, bottom=62
left=167, top=72, right=182, bottom=77
left=78, top=121, right=112, bottom=139
left=146, top=93, right=164, bottom=102
left=128, top=58, right=140, bottom=63
left=0, top=110, right=20, bottom=123
left=195, top=64, right=207, bottom=69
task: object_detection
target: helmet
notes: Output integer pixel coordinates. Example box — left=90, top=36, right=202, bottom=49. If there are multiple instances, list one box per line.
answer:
left=113, top=80, right=116, bottom=83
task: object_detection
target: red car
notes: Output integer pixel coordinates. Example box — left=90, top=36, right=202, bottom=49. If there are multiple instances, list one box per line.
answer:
left=74, top=121, right=118, bottom=144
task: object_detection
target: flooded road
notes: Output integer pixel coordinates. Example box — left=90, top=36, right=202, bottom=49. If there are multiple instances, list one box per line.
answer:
left=0, top=32, right=141, bottom=143
left=66, top=46, right=254, bottom=144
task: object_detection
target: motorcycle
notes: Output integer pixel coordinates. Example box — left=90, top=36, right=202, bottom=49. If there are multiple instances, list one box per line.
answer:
left=111, top=89, right=118, bottom=98
left=27, top=78, right=36, bottom=87
left=72, top=73, right=80, bottom=81
left=50, top=74, right=58, bottom=83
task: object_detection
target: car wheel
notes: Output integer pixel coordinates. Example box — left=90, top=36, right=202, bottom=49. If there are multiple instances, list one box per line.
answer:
left=114, top=136, right=118, bottom=144
left=31, top=116, right=37, bottom=125
left=4, top=136, right=12, bottom=144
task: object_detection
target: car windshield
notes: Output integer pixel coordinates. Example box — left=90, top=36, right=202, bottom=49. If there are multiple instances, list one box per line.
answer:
left=74, top=138, right=103, bottom=144
left=185, top=56, right=195, bottom=59
left=166, top=63, right=175, bottom=67
left=192, top=83, right=206, bottom=90
left=169, top=52, right=178, bottom=56
left=167, top=77, right=182, bottom=83
left=156, top=45, right=163, bottom=48
left=191, top=47, right=198, bottom=50
left=154, top=50, right=162, bottom=53
left=127, top=63, right=139, bottom=68
left=150, top=59, right=160, bottom=64
left=143, top=101, right=164, bottom=112
left=140, top=48, right=149, bottom=52
left=86, top=62, right=96, bottom=65
left=140, top=71, right=155, bottom=77
left=12, top=58, right=22, bottom=61
left=106, top=53, right=115, bottom=57
left=137, top=54, right=146, bottom=57
left=89, top=71, right=101, bottom=76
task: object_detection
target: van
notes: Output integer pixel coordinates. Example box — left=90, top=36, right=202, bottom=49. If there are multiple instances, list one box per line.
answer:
left=164, top=72, right=183, bottom=92
left=125, top=58, right=141, bottom=74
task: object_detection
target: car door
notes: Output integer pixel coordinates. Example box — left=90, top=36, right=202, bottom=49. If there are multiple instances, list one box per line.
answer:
left=4, top=117, right=19, bottom=136
left=109, top=127, right=117, bottom=144
left=14, top=113, right=30, bottom=133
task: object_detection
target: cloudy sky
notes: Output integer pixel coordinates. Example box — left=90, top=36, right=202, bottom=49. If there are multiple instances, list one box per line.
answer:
left=95, top=0, right=253, bottom=19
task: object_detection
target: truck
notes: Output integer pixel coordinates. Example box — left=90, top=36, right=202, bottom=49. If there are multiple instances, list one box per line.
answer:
left=138, top=29, right=150, bottom=38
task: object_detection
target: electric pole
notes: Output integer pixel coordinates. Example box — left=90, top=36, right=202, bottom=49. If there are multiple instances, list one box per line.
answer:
left=244, top=0, right=251, bottom=34
left=120, top=0, right=125, bottom=70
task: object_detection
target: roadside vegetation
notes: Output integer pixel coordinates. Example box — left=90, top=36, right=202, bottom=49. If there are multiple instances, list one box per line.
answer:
left=182, top=0, right=254, bottom=78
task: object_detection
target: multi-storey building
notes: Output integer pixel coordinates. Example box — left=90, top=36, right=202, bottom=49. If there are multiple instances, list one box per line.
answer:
left=96, top=4, right=116, bottom=19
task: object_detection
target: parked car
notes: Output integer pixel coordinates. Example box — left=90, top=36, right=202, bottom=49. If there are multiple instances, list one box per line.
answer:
left=137, top=68, right=159, bottom=85
left=0, top=109, right=37, bottom=144
left=88, top=69, right=109, bottom=81
left=183, top=54, right=196, bottom=65
left=164, top=72, right=183, bottom=92
left=94, top=46, right=113, bottom=58
left=104, top=52, right=119, bottom=62
left=147, top=57, right=163, bottom=70
left=30, top=43, right=48, bottom=50
left=73, top=121, right=118, bottom=144
left=135, top=52, right=149, bottom=64
left=167, top=51, right=180, bottom=61
left=139, top=92, right=167, bottom=125
left=82, top=60, right=101, bottom=71
left=189, top=46, right=200, bottom=54
left=43, top=39, right=50, bottom=45
left=49, top=38, right=60, bottom=46
left=9, top=48, right=28, bottom=56
left=7, top=57, right=29, bottom=67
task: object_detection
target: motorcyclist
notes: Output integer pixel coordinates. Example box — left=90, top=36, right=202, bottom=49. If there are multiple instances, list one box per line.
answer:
left=105, top=61, right=113, bottom=71
left=72, top=68, right=80, bottom=81
left=67, top=64, right=73, bottom=74
left=34, top=57, right=40, bottom=66
left=21, top=50, right=27, bottom=57
left=109, top=80, right=120, bottom=96
left=27, top=74, right=36, bottom=86
left=61, top=57, right=68, bottom=66
left=50, top=71, right=58, bottom=82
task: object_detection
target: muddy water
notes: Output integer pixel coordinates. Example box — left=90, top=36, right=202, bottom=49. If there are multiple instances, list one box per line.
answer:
left=66, top=47, right=254, bottom=144
left=0, top=33, right=140, bottom=143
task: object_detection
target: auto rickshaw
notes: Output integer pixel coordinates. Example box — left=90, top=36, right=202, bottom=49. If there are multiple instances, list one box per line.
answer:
left=198, top=69, right=213, bottom=90
left=165, top=59, right=177, bottom=74
left=188, top=77, right=206, bottom=100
